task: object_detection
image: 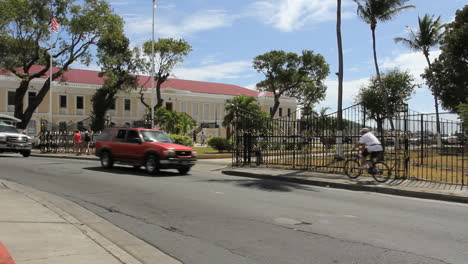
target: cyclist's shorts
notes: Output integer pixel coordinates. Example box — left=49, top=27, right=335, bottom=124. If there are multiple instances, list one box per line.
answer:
left=362, top=149, right=382, bottom=160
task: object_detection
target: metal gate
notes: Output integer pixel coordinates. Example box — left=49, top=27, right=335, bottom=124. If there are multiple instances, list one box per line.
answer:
left=232, top=104, right=466, bottom=186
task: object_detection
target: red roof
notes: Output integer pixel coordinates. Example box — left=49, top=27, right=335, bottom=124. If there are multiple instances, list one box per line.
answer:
left=1, top=65, right=276, bottom=98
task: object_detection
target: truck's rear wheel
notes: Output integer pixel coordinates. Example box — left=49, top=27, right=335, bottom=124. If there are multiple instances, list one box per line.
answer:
left=178, top=167, right=190, bottom=175
left=21, top=150, right=31, bottom=157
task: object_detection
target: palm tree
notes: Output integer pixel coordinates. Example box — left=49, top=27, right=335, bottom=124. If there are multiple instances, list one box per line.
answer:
left=223, top=95, right=261, bottom=139
left=353, top=0, right=414, bottom=130
left=336, top=0, right=344, bottom=158
left=395, top=14, right=444, bottom=147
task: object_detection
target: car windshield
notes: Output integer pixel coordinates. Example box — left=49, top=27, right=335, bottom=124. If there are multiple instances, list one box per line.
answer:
left=141, top=130, right=173, bottom=143
left=0, top=125, right=19, bottom=133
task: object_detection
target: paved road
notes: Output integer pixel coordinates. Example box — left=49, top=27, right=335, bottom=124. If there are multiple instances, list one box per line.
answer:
left=1, top=154, right=467, bottom=264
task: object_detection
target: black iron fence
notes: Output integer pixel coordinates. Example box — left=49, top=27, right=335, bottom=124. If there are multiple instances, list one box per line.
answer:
left=232, top=104, right=467, bottom=186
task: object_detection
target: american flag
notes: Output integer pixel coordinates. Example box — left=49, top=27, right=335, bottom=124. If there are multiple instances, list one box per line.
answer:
left=50, top=17, right=60, bottom=33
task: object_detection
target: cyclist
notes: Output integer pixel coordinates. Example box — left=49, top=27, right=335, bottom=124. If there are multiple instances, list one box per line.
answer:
left=355, top=128, right=383, bottom=169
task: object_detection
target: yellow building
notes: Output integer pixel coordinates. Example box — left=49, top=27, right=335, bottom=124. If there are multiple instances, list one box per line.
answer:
left=0, top=67, right=298, bottom=137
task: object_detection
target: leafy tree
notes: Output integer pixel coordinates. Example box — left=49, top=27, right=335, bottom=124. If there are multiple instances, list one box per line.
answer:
left=253, top=50, right=329, bottom=118
left=353, top=0, right=414, bottom=128
left=356, top=69, right=418, bottom=135
left=139, top=38, right=192, bottom=110
left=395, top=14, right=444, bottom=146
left=90, top=15, right=141, bottom=132
left=0, top=0, right=120, bottom=129
left=422, top=6, right=468, bottom=112
left=223, top=95, right=261, bottom=139
left=154, top=107, right=196, bottom=135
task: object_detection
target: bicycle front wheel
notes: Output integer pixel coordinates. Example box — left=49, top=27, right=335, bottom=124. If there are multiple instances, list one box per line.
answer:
left=372, top=162, right=391, bottom=182
left=344, top=160, right=362, bottom=179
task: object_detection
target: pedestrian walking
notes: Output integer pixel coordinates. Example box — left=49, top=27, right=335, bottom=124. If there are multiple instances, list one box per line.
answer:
left=73, top=130, right=82, bottom=155
left=83, top=129, right=92, bottom=155
left=200, top=132, right=207, bottom=146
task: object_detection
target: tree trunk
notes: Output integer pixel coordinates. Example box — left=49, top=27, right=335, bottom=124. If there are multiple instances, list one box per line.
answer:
left=424, top=52, right=442, bottom=148
left=14, top=80, right=30, bottom=128
left=335, top=0, right=344, bottom=159
left=270, top=95, right=281, bottom=118
left=156, top=78, right=165, bottom=108
left=371, top=26, right=395, bottom=131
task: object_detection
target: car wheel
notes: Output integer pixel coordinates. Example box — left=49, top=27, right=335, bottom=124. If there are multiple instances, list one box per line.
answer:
left=100, top=151, right=114, bottom=169
left=145, top=155, right=160, bottom=175
left=178, top=166, right=190, bottom=175
left=21, top=150, right=31, bottom=157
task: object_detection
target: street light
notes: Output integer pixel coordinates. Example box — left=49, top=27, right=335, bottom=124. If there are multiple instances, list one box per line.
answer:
left=150, top=0, right=157, bottom=128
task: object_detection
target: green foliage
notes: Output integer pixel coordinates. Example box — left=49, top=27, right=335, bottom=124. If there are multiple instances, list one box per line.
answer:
left=0, top=0, right=121, bottom=129
left=223, top=95, right=261, bottom=127
left=458, top=100, right=468, bottom=125
left=168, top=134, right=194, bottom=147
left=139, top=38, right=192, bottom=109
left=422, top=6, right=468, bottom=112
left=154, top=107, right=196, bottom=135
left=356, top=68, right=418, bottom=131
left=353, top=0, right=415, bottom=28
left=253, top=50, right=329, bottom=117
left=207, top=137, right=233, bottom=152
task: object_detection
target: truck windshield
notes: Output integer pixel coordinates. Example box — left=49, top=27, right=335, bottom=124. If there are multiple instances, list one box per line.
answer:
left=0, top=125, right=19, bottom=133
left=141, top=131, right=173, bottom=143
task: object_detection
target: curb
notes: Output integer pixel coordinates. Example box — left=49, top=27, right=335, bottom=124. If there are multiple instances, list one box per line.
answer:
left=222, top=170, right=468, bottom=204
left=31, top=153, right=232, bottom=160
left=0, top=241, right=16, bottom=264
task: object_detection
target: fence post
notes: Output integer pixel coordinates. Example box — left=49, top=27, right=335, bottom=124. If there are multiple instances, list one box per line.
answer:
left=420, top=114, right=424, bottom=166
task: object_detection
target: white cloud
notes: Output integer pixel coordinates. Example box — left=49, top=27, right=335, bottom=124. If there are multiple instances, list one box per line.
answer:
left=124, top=9, right=233, bottom=39
left=381, top=50, right=441, bottom=83
left=172, top=60, right=252, bottom=81
left=248, top=0, right=354, bottom=32
left=318, top=77, right=368, bottom=110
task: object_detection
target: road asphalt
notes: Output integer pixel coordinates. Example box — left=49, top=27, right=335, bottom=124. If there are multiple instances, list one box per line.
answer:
left=0, top=151, right=466, bottom=263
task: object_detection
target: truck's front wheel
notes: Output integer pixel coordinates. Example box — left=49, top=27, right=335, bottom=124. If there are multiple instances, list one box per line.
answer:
left=21, top=150, right=31, bottom=157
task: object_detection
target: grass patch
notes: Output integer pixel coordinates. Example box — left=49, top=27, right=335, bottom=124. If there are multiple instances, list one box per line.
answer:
left=194, top=146, right=228, bottom=155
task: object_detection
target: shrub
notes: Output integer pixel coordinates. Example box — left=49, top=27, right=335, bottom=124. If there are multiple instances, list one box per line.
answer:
left=168, top=134, right=194, bottom=147
left=207, top=137, right=232, bottom=152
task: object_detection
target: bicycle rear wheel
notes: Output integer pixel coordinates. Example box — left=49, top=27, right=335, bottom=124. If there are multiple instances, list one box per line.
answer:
left=372, top=162, right=391, bottom=182
left=344, top=160, right=362, bottom=179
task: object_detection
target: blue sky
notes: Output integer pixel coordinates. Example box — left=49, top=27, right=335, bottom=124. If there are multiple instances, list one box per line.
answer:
left=86, top=0, right=466, bottom=114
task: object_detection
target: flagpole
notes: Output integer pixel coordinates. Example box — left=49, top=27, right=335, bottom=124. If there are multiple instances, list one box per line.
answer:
left=49, top=26, right=53, bottom=129
left=150, top=0, right=156, bottom=128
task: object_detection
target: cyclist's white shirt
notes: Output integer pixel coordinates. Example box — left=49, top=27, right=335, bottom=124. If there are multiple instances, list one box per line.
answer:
left=359, top=132, right=383, bottom=152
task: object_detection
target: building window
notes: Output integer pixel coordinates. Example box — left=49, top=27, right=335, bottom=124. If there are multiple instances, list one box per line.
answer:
left=166, top=102, right=173, bottom=111
left=60, top=95, right=67, bottom=108
left=279, top=108, right=283, bottom=117
left=203, top=104, right=209, bottom=120
left=124, top=98, right=131, bottom=111
left=110, top=98, right=116, bottom=110
left=287, top=108, right=291, bottom=117
left=215, top=104, right=221, bottom=121
left=28, top=92, right=36, bottom=106
left=8, top=91, right=15, bottom=106
left=192, top=103, right=199, bottom=120
left=180, top=101, right=186, bottom=113
left=76, top=96, right=84, bottom=110
left=269, top=107, right=273, bottom=116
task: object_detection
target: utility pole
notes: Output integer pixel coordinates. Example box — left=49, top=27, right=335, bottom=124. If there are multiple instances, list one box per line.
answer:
left=150, top=0, right=156, bottom=128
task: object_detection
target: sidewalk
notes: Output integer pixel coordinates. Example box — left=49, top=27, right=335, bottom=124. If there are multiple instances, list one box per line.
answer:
left=222, top=167, right=468, bottom=204
left=0, top=180, right=181, bottom=264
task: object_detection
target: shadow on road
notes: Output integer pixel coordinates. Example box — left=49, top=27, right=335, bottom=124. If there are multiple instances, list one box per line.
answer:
left=204, top=178, right=320, bottom=193
left=83, top=166, right=189, bottom=178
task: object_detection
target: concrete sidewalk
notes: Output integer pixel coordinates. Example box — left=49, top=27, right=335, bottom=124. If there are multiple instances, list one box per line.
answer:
left=222, top=167, right=468, bottom=204
left=0, top=180, right=181, bottom=264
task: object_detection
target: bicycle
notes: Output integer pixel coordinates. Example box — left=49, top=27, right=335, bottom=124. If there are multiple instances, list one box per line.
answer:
left=343, top=152, right=391, bottom=182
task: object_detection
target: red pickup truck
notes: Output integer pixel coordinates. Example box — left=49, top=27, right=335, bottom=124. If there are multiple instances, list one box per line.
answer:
left=95, top=127, right=196, bottom=175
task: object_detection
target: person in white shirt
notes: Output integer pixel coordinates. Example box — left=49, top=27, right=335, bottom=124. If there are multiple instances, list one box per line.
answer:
left=355, top=128, right=383, bottom=169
